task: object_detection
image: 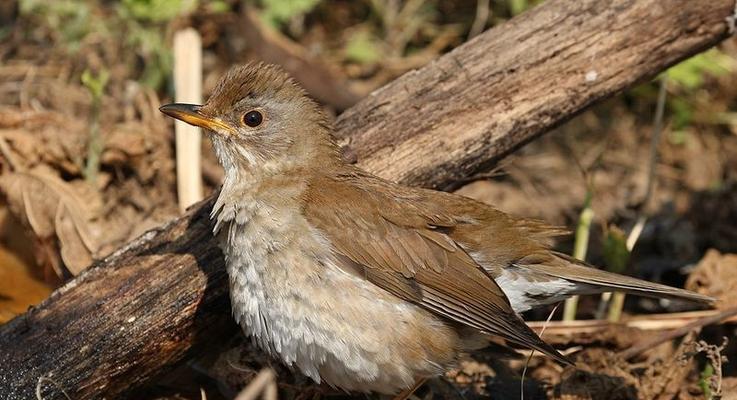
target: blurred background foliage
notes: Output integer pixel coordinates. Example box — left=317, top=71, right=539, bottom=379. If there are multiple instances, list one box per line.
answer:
left=11, top=0, right=735, bottom=119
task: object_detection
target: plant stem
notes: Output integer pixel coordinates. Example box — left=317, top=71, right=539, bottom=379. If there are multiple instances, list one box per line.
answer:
left=84, top=99, right=102, bottom=184
left=606, top=76, right=668, bottom=322
left=563, top=191, right=594, bottom=321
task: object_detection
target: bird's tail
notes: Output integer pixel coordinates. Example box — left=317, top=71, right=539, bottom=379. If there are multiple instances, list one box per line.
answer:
left=539, top=252, right=715, bottom=305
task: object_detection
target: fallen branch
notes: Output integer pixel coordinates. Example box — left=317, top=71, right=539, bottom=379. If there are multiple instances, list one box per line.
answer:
left=0, top=0, right=734, bottom=398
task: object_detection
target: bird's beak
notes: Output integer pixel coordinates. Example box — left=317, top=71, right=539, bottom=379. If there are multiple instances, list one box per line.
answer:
left=159, top=103, right=234, bottom=134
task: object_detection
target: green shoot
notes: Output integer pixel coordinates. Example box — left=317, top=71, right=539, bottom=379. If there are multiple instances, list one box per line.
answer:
left=81, top=69, right=110, bottom=185
left=562, top=190, right=593, bottom=321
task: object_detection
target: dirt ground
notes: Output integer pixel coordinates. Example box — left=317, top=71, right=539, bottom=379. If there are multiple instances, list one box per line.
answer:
left=0, top=1, right=735, bottom=399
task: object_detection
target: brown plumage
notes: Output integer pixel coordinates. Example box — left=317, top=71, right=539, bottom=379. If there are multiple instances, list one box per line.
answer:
left=159, top=63, right=713, bottom=394
left=302, top=169, right=570, bottom=365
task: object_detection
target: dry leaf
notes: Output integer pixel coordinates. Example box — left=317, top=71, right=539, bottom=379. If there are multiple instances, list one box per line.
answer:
left=0, top=246, right=52, bottom=323
left=0, top=168, right=99, bottom=276
left=686, top=249, right=737, bottom=310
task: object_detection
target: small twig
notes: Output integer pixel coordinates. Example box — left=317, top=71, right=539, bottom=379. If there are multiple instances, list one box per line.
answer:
left=393, top=378, right=427, bottom=400
left=234, top=368, right=278, bottom=400
left=606, top=292, right=626, bottom=322
left=640, top=75, right=668, bottom=211
left=0, top=136, right=20, bottom=171
left=521, top=304, right=559, bottom=400
left=625, top=215, right=647, bottom=251
left=83, top=102, right=103, bottom=184
left=695, top=338, right=727, bottom=399
left=619, top=307, right=737, bottom=360
left=35, top=375, right=72, bottom=400
left=80, top=68, right=109, bottom=185
left=529, top=310, right=737, bottom=334
left=602, top=75, right=668, bottom=321
left=468, top=0, right=490, bottom=39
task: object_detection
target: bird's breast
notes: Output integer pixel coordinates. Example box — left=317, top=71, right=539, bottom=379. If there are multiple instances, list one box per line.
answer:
left=211, top=194, right=460, bottom=393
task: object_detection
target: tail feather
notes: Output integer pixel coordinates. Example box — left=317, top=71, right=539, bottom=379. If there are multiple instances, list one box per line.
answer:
left=541, top=252, right=715, bottom=305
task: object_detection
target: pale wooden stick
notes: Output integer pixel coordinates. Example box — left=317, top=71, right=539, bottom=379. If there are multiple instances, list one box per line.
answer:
left=528, top=309, right=737, bottom=335
left=173, top=28, right=204, bottom=212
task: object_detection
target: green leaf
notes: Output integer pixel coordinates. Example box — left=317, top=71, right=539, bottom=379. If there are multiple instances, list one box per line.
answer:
left=207, top=0, right=231, bottom=13
left=667, top=49, right=736, bottom=91
left=81, top=69, right=110, bottom=100
left=699, top=363, right=714, bottom=400
left=121, top=0, right=198, bottom=22
left=19, top=0, right=98, bottom=50
left=669, top=96, right=694, bottom=130
left=260, top=0, right=320, bottom=27
left=508, top=0, right=529, bottom=15
left=344, top=30, right=381, bottom=65
left=602, top=225, right=629, bottom=274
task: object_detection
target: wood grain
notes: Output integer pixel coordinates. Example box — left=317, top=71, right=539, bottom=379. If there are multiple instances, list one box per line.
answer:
left=0, top=0, right=733, bottom=398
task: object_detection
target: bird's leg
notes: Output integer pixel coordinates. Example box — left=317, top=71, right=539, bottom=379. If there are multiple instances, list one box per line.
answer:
left=392, top=378, right=427, bottom=400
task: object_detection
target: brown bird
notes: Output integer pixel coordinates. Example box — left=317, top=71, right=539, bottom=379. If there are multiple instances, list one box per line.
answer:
left=160, top=63, right=713, bottom=395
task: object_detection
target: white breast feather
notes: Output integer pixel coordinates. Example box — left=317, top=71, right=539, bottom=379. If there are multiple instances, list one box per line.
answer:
left=212, top=190, right=448, bottom=393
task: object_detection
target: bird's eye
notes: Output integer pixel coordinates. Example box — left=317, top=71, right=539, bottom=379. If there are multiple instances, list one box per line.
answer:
left=243, top=110, right=263, bottom=127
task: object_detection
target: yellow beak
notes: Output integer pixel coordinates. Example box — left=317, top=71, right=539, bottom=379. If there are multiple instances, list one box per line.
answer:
left=159, top=103, right=234, bottom=134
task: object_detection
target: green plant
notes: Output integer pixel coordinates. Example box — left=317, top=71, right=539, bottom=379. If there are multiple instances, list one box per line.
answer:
left=602, top=225, right=629, bottom=274
left=81, top=69, right=110, bottom=185
left=116, top=0, right=195, bottom=89
left=601, top=225, right=630, bottom=321
left=20, top=0, right=193, bottom=90
left=700, top=363, right=714, bottom=400
left=259, top=0, right=321, bottom=28
left=664, top=50, right=736, bottom=130
left=121, top=0, right=198, bottom=22
left=667, top=50, right=734, bottom=91
left=506, top=0, right=544, bottom=16
left=562, top=189, right=594, bottom=321
left=344, top=30, right=382, bottom=65
left=19, top=0, right=102, bottom=51
left=207, top=0, right=231, bottom=13
left=507, top=0, right=528, bottom=15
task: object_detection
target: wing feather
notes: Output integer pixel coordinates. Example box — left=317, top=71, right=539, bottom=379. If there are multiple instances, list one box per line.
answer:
left=302, top=172, right=571, bottom=365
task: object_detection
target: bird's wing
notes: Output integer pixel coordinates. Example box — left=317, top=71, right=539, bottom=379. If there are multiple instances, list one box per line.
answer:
left=301, top=171, right=570, bottom=365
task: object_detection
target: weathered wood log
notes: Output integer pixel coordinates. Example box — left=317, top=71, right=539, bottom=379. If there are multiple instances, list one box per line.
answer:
left=0, top=0, right=733, bottom=398
left=335, top=0, right=736, bottom=190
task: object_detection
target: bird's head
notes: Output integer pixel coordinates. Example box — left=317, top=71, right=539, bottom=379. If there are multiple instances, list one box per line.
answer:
left=160, top=63, right=337, bottom=176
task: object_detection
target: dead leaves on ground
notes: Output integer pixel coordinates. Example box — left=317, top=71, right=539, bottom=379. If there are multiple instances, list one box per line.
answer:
left=529, top=334, right=728, bottom=400
left=0, top=72, right=179, bottom=281
left=0, top=168, right=99, bottom=276
left=687, top=249, right=737, bottom=310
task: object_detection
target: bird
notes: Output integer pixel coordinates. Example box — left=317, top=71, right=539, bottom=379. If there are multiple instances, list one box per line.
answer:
left=160, top=62, right=713, bottom=395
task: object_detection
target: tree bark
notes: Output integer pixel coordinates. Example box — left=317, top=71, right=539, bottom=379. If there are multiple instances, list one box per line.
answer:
left=0, top=0, right=733, bottom=398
